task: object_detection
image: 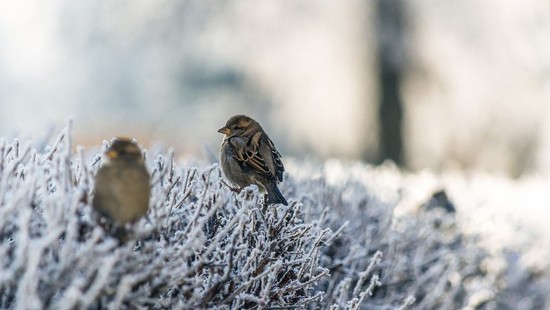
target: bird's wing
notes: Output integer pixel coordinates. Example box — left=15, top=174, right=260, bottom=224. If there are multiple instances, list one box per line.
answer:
left=231, top=132, right=275, bottom=180
left=93, top=167, right=120, bottom=216
left=266, top=136, right=284, bottom=182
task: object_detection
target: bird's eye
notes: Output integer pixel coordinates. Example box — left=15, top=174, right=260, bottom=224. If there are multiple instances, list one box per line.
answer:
left=233, top=125, right=243, bottom=130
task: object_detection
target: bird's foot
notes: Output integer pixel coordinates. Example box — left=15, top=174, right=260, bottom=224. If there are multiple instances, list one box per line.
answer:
left=220, top=179, right=240, bottom=192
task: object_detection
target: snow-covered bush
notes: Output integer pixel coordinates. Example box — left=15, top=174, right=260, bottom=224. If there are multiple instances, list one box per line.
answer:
left=0, top=127, right=332, bottom=309
left=0, top=126, right=548, bottom=309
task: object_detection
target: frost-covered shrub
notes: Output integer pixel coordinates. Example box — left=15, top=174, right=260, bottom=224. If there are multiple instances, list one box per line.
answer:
left=286, top=161, right=550, bottom=309
left=282, top=165, right=490, bottom=309
left=0, top=127, right=332, bottom=309
left=0, top=127, right=548, bottom=309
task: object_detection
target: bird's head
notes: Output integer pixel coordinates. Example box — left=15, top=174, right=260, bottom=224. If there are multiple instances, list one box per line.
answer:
left=104, top=138, right=144, bottom=164
left=217, top=115, right=261, bottom=138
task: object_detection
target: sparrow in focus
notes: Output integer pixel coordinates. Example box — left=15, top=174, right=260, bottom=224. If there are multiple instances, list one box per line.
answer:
left=218, top=115, right=288, bottom=205
left=93, top=138, right=151, bottom=238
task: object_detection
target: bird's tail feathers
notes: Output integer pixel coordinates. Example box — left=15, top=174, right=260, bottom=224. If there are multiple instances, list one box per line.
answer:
left=267, top=183, right=288, bottom=206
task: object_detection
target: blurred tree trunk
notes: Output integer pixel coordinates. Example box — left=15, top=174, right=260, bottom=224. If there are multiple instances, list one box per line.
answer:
left=375, top=0, right=406, bottom=166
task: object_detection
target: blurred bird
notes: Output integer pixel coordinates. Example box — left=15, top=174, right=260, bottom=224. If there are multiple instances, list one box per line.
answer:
left=218, top=115, right=288, bottom=205
left=93, top=138, right=150, bottom=240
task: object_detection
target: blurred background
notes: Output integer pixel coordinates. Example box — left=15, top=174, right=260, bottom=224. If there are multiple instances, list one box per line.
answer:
left=1, top=0, right=550, bottom=176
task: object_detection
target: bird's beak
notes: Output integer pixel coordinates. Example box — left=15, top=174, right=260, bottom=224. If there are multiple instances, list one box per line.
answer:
left=106, top=150, right=118, bottom=159
left=217, top=127, right=231, bottom=135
